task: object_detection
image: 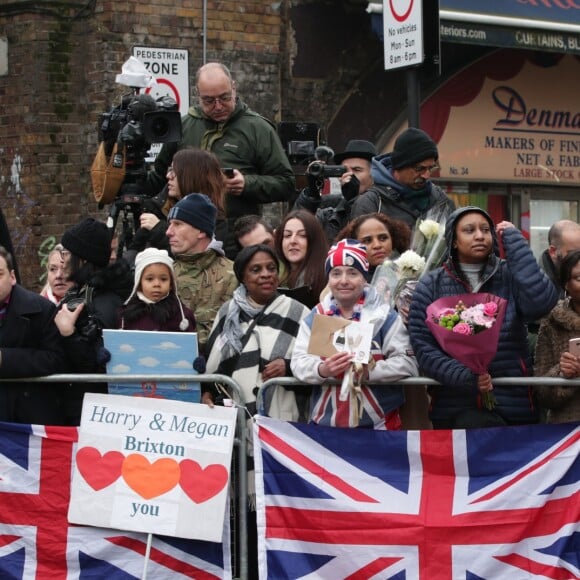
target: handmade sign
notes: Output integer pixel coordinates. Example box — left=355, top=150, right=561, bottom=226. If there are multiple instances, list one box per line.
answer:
left=104, top=329, right=200, bottom=403
left=308, top=313, right=373, bottom=363
left=68, top=393, right=237, bottom=541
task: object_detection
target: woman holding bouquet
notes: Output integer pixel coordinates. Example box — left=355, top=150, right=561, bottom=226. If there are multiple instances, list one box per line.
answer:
left=291, top=239, right=418, bottom=429
left=408, top=206, right=559, bottom=428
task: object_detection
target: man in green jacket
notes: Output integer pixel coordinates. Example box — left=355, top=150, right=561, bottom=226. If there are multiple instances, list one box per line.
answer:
left=148, top=62, right=295, bottom=259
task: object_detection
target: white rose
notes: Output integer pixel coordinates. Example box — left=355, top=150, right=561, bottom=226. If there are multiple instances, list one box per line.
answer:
left=395, top=250, right=425, bottom=274
left=418, top=219, right=440, bottom=239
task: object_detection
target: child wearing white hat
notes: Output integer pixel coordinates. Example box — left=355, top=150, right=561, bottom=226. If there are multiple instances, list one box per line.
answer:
left=119, top=248, right=196, bottom=332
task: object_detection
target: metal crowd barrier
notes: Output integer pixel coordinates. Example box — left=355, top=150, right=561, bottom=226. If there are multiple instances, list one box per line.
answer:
left=5, top=373, right=249, bottom=580
left=6, top=374, right=580, bottom=580
left=257, top=376, right=580, bottom=416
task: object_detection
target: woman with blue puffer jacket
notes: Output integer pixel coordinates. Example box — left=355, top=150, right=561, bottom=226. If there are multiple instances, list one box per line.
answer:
left=408, top=206, right=558, bottom=429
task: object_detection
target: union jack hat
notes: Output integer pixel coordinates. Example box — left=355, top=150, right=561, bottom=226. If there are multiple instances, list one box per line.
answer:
left=325, top=238, right=369, bottom=277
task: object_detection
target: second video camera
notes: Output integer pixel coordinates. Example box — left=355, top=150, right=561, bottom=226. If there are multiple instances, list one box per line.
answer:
left=306, top=162, right=347, bottom=179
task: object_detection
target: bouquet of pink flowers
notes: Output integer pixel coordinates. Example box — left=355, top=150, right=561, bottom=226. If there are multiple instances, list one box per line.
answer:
left=425, top=293, right=507, bottom=410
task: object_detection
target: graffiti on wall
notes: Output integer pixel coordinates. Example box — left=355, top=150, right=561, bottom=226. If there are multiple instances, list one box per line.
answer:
left=38, top=235, right=58, bottom=286
left=0, top=150, right=43, bottom=285
left=2, top=152, right=35, bottom=250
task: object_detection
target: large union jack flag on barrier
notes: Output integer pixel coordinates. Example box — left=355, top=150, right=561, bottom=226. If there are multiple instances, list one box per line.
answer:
left=0, top=422, right=231, bottom=579
left=253, top=417, right=580, bottom=579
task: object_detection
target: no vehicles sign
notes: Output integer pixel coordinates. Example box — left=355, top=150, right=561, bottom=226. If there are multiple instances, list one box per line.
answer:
left=132, top=47, right=190, bottom=115
left=383, top=0, right=423, bottom=71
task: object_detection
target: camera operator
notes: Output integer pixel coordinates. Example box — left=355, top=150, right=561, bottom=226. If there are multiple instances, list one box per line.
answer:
left=145, top=62, right=295, bottom=259
left=294, top=140, right=377, bottom=243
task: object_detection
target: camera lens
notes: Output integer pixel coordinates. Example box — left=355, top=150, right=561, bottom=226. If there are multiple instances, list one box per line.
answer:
left=150, top=117, right=170, bottom=140
left=142, top=111, right=182, bottom=143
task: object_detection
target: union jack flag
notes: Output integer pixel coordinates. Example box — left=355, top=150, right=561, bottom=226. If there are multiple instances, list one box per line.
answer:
left=0, top=422, right=231, bottom=579
left=254, top=417, right=580, bottom=579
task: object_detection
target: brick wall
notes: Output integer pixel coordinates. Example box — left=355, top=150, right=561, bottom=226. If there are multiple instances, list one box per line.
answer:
left=0, top=0, right=469, bottom=289
left=0, top=0, right=284, bottom=290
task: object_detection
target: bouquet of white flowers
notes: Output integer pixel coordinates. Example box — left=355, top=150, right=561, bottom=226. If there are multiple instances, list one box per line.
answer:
left=371, top=208, right=448, bottom=314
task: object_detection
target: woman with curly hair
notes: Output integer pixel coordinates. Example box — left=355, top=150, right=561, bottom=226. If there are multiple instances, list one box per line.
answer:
left=534, top=249, right=580, bottom=423
left=336, top=212, right=411, bottom=277
left=275, top=209, right=329, bottom=309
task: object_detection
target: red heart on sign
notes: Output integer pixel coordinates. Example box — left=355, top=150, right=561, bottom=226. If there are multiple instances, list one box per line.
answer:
left=76, top=447, right=124, bottom=491
left=179, top=459, right=229, bottom=503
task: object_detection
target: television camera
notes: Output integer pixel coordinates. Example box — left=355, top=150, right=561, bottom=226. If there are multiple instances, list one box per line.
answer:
left=98, top=90, right=182, bottom=257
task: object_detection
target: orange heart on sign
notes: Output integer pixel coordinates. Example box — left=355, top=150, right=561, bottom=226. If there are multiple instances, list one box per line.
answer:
left=179, top=459, right=229, bottom=503
left=122, top=454, right=180, bottom=499
left=76, top=447, right=124, bottom=491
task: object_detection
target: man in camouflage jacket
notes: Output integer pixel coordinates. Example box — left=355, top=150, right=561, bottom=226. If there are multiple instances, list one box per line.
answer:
left=166, top=194, right=237, bottom=354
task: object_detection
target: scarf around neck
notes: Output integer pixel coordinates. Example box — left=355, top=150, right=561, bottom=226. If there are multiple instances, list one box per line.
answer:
left=223, top=285, right=271, bottom=356
left=325, top=287, right=368, bottom=321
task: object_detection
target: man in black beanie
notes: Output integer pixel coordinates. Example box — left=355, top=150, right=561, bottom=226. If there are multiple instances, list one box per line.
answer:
left=351, top=128, right=455, bottom=229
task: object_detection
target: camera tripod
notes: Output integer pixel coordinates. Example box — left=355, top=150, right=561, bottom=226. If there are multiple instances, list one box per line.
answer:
left=106, top=181, right=146, bottom=260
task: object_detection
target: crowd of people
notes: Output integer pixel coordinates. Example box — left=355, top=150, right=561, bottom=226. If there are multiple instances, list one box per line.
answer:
left=2, top=60, right=579, bottom=576
left=1, top=60, right=578, bottom=430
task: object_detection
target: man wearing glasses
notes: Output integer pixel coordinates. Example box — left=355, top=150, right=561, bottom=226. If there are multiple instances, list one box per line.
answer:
left=148, top=62, right=295, bottom=259
left=351, top=127, right=455, bottom=228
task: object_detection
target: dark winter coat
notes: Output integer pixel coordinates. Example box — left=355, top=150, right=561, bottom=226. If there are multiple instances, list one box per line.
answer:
left=124, top=189, right=227, bottom=266
left=60, top=260, right=133, bottom=424
left=408, top=207, right=559, bottom=426
left=0, top=284, right=68, bottom=424
left=119, top=292, right=197, bottom=333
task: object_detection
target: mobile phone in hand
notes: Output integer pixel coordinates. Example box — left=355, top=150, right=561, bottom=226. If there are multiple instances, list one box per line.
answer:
left=569, top=337, right=580, bottom=357
left=223, top=168, right=235, bottom=178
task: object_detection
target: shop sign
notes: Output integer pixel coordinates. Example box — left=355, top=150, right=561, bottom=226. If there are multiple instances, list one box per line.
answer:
left=436, top=55, right=580, bottom=185
left=440, top=21, right=580, bottom=55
